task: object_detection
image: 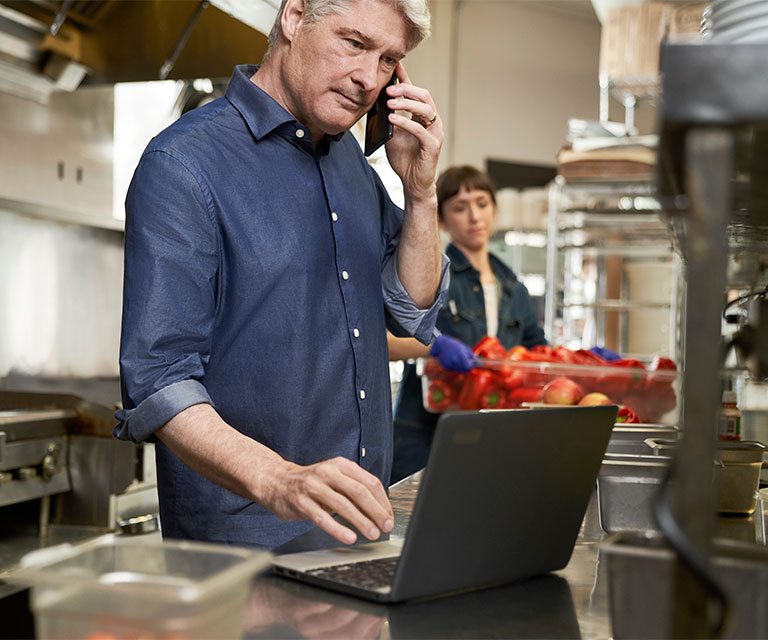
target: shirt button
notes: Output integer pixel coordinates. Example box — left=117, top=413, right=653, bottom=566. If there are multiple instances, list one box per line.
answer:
left=342, top=270, right=349, bottom=280
left=331, top=212, right=338, bottom=222
left=353, top=328, right=360, bottom=338
left=473, top=285, right=480, bottom=293
left=362, top=447, right=366, bottom=457
left=360, top=389, right=366, bottom=399
left=296, top=129, right=305, bottom=138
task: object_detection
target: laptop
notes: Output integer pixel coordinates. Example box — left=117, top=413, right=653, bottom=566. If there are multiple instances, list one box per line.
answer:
left=272, top=405, right=618, bottom=602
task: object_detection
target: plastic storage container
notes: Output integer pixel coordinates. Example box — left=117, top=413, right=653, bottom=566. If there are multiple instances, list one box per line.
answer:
left=421, top=356, right=680, bottom=425
left=7, top=534, right=272, bottom=640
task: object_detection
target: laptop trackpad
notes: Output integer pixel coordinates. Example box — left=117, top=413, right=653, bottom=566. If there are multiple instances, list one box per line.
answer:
left=274, top=514, right=391, bottom=555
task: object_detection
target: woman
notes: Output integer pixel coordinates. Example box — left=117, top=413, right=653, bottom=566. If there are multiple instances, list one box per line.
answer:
left=388, top=165, right=547, bottom=484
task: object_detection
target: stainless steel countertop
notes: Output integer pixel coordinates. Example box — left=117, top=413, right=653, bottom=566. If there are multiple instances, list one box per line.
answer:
left=3, top=471, right=763, bottom=639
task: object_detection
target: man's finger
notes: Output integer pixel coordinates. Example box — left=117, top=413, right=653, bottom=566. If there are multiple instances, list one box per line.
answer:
left=307, top=503, right=358, bottom=545
left=330, top=458, right=394, bottom=524
left=315, top=487, right=382, bottom=541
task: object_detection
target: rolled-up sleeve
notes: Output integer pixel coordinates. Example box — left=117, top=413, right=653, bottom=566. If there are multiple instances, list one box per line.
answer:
left=382, top=248, right=450, bottom=345
left=116, top=149, right=219, bottom=444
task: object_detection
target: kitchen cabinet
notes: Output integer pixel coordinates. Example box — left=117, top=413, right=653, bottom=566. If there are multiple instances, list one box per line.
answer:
left=0, top=80, right=181, bottom=231
left=0, top=87, right=117, bottom=230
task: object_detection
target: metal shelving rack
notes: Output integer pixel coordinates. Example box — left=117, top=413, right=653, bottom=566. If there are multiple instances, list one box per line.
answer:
left=599, top=73, right=661, bottom=134
left=545, top=177, right=684, bottom=361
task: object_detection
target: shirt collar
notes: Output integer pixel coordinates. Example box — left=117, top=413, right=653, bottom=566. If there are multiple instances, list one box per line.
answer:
left=446, top=243, right=518, bottom=284
left=446, top=244, right=473, bottom=272
left=225, top=64, right=345, bottom=146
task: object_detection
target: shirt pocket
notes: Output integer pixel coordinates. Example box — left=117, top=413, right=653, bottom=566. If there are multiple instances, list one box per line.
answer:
left=437, top=301, right=480, bottom=347
left=498, top=315, right=523, bottom=347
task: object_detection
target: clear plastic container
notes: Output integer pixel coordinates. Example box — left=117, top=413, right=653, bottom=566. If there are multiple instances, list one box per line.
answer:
left=7, top=534, right=272, bottom=640
left=421, top=356, right=680, bottom=425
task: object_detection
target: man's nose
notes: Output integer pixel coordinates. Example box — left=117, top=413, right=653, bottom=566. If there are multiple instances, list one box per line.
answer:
left=353, top=55, right=380, bottom=93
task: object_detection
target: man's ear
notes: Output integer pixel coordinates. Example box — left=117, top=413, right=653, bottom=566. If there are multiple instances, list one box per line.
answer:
left=281, top=0, right=304, bottom=42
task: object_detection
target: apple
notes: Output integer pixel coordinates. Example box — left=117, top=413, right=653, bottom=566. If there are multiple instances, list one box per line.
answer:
left=541, top=377, right=584, bottom=405
left=578, top=392, right=613, bottom=406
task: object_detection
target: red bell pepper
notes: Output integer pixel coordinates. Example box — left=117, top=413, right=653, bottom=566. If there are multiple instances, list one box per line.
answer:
left=572, top=349, right=608, bottom=366
left=551, top=346, right=577, bottom=364
left=506, top=386, right=542, bottom=408
left=424, top=357, right=444, bottom=379
left=458, top=369, right=495, bottom=410
left=479, top=386, right=506, bottom=410
left=495, top=363, right=524, bottom=391
left=531, top=345, right=555, bottom=360
left=624, top=386, right=678, bottom=424
left=507, top=345, right=529, bottom=360
left=616, top=406, right=640, bottom=424
left=427, top=378, right=457, bottom=412
left=599, top=359, right=646, bottom=397
left=472, top=336, right=507, bottom=361
left=649, top=355, right=676, bottom=371
left=645, top=355, right=677, bottom=395
left=507, top=347, right=552, bottom=387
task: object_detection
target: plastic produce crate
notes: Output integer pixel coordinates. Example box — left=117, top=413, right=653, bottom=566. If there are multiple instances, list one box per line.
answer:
left=421, top=355, right=680, bottom=425
left=7, top=534, right=272, bottom=640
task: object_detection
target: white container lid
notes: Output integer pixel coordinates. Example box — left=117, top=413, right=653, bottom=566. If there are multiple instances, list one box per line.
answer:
left=722, top=390, right=738, bottom=404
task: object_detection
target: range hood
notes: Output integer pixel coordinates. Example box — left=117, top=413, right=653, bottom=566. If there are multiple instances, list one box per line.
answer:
left=0, top=0, right=277, bottom=103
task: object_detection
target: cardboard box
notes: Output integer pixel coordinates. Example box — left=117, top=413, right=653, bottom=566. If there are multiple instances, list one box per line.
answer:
left=668, top=2, right=706, bottom=42
left=599, top=2, right=672, bottom=79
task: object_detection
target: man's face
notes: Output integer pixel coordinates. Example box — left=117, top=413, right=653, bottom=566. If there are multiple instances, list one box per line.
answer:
left=282, top=0, right=408, bottom=137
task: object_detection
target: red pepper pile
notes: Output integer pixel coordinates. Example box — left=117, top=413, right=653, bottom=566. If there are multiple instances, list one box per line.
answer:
left=424, top=337, right=678, bottom=423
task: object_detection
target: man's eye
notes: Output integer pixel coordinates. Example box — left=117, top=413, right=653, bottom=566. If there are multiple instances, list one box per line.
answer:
left=382, top=57, right=397, bottom=67
left=347, top=39, right=364, bottom=49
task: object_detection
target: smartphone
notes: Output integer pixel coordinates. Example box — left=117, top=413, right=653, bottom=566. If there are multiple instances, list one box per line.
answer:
left=364, top=74, right=396, bottom=157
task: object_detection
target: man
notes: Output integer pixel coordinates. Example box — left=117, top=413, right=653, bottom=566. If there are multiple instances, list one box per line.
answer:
left=115, top=0, right=447, bottom=550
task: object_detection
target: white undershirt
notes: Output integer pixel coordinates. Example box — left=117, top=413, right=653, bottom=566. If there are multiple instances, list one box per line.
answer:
left=483, top=282, right=499, bottom=338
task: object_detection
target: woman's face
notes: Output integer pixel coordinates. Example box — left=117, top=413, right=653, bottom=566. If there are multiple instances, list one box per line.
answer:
left=439, top=185, right=496, bottom=253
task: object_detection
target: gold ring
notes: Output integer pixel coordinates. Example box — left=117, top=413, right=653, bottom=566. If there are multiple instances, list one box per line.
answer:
left=426, top=112, right=438, bottom=127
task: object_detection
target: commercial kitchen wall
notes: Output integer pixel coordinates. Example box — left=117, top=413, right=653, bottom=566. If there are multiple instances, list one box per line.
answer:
left=0, top=86, right=123, bottom=379
left=0, top=1, right=615, bottom=379
left=410, top=0, right=603, bottom=169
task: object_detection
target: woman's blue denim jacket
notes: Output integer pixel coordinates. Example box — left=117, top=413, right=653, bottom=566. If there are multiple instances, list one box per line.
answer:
left=394, top=243, right=547, bottom=428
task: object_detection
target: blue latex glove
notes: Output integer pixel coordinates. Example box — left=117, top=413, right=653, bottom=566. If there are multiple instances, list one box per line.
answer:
left=429, top=335, right=476, bottom=373
left=589, top=345, right=621, bottom=362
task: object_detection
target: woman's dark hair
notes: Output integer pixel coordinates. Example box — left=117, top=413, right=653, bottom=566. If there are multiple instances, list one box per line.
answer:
left=436, top=166, right=497, bottom=218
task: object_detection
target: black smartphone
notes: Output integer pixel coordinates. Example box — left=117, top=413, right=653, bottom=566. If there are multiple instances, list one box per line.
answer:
left=364, top=74, right=396, bottom=157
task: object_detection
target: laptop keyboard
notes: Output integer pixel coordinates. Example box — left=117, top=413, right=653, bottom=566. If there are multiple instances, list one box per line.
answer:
left=307, top=556, right=399, bottom=589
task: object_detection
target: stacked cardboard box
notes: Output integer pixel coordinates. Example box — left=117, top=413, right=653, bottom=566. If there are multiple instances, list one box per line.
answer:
left=599, top=2, right=705, bottom=80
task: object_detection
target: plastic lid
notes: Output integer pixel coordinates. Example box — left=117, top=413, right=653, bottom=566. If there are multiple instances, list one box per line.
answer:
left=722, top=390, right=738, bottom=404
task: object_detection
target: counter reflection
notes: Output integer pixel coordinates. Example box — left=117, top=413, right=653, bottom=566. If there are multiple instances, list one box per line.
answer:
left=244, top=572, right=579, bottom=639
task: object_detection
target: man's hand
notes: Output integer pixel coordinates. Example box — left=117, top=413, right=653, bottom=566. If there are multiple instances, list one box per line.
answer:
left=384, top=63, right=443, bottom=205
left=260, top=457, right=394, bottom=545
left=383, top=63, right=443, bottom=309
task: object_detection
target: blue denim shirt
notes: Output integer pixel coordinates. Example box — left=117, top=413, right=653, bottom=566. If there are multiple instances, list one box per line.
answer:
left=116, top=65, right=449, bottom=548
left=395, top=243, right=546, bottom=428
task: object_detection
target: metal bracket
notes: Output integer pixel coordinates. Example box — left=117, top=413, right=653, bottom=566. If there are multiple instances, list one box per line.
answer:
left=159, top=0, right=210, bottom=80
